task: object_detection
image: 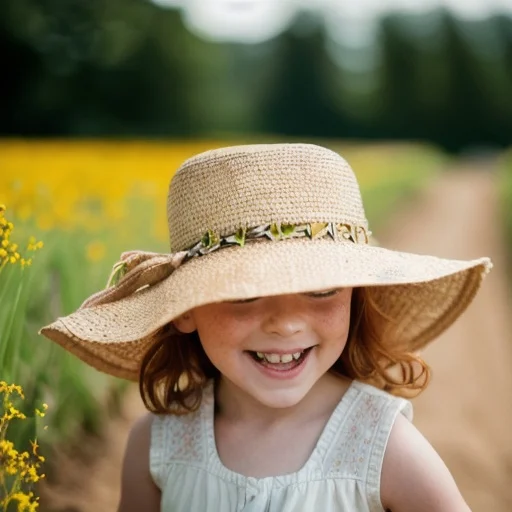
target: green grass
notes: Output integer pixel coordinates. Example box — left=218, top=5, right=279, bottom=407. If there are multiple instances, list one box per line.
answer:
left=499, top=149, right=512, bottom=277
left=1, top=238, right=117, bottom=444
left=1, top=196, right=164, bottom=448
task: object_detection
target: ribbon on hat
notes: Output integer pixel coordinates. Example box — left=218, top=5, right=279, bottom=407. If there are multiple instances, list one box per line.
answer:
left=80, top=250, right=188, bottom=309
left=78, top=222, right=371, bottom=310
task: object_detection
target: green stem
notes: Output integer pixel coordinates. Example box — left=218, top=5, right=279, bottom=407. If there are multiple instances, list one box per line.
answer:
left=0, top=471, right=6, bottom=509
left=0, top=270, right=25, bottom=373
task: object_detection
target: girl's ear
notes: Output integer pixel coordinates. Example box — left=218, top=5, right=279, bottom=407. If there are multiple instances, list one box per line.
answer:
left=173, top=312, right=196, bottom=334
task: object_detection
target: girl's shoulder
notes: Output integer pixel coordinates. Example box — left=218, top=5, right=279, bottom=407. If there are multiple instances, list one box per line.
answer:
left=380, top=414, right=470, bottom=511
left=119, top=412, right=161, bottom=511
left=125, top=412, right=154, bottom=459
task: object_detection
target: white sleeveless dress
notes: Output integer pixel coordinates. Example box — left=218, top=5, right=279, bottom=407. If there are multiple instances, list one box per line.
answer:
left=150, top=379, right=412, bottom=512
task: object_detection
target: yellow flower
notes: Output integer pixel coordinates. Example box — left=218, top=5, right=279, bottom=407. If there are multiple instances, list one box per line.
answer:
left=5, top=465, right=18, bottom=475
left=27, top=239, right=44, bottom=252
left=10, top=491, right=39, bottom=511
left=35, top=403, right=48, bottom=417
left=86, top=240, right=106, bottom=262
left=0, top=381, right=48, bottom=507
left=7, top=383, right=24, bottom=398
left=0, top=207, right=44, bottom=266
left=0, top=439, right=16, bottom=454
left=26, top=465, right=39, bottom=482
left=7, top=405, right=26, bottom=420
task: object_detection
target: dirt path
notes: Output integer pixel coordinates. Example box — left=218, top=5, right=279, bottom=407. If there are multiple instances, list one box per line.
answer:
left=42, top=164, right=512, bottom=511
left=41, top=385, right=145, bottom=511
left=381, top=165, right=512, bottom=511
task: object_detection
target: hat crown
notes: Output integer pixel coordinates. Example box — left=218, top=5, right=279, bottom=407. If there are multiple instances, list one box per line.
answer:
left=167, top=143, right=368, bottom=252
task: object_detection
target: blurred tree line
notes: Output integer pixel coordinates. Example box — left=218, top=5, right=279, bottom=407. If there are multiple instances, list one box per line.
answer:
left=1, top=0, right=511, bottom=152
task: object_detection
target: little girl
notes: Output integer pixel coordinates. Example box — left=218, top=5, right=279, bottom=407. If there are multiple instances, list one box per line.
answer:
left=41, top=143, right=491, bottom=511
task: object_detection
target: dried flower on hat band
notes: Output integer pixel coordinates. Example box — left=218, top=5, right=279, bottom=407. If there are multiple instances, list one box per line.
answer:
left=185, top=222, right=371, bottom=260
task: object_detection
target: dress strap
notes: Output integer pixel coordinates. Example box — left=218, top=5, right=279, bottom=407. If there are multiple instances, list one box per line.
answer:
left=323, top=381, right=413, bottom=511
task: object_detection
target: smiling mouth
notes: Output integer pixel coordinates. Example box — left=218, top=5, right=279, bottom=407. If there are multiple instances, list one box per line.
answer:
left=246, top=347, right=314, bottom=369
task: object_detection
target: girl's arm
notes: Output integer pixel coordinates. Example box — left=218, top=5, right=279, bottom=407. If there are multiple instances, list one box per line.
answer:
left=381, top=414, right=471, bottom=512
left=117, top=413, right=161, bottom=512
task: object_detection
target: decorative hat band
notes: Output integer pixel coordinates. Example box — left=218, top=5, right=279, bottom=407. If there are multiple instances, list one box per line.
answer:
left=81, top=221, right=371, bottom=310
left=185, top=221, right=371, bottom=259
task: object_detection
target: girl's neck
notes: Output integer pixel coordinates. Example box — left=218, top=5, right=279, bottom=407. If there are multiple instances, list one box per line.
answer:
left=214, top=373, right=351, bottom=428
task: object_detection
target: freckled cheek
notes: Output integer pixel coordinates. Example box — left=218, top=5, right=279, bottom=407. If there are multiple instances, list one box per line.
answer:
left=198, top=330, right=234, bottom=363
left=196, top=317, right=252, bottom=356
left=316, top=303, right=351, bottom=337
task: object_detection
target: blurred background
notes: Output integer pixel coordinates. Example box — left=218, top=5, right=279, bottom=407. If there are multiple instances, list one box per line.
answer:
left=2, top=0, right=512, bottom=148
left=1, top=1, right=511, bottom=511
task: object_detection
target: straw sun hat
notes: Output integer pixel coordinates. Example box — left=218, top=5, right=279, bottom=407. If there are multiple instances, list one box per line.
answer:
left=40, top=143, right=491, bottom=381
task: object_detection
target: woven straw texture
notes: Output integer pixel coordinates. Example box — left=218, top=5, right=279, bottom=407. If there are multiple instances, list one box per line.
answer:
left=40, top=144, right=492, bottom=381
left=167, top=144, right=367, bottom=251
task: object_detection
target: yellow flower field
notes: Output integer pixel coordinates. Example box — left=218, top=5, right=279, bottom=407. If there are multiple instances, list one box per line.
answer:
left=1, top=140, right=227, bottom=245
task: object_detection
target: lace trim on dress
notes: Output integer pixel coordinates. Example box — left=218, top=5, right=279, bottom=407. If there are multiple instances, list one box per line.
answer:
left=150, top=406, right=206, bottom=489
left=323, top=382, right=413, bottom=512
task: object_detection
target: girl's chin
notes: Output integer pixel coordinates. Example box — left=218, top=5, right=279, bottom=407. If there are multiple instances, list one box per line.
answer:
left=245, top=384, right=311, bottom=409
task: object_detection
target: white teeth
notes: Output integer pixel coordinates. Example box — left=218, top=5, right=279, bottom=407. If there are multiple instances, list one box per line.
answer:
left=255, top=351, right=305, bottom=363
left=265, top=353, right=281, bottom=364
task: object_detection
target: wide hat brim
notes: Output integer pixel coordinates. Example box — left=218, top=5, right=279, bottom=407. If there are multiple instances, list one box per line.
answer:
left=40, top=238, right=491, bottom=381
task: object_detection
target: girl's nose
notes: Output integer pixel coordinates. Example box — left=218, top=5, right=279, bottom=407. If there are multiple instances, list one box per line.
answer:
left=261, top=295, right=306, bottom=337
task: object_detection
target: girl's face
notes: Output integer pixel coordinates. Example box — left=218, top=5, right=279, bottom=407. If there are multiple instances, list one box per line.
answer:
left=176, top=288, right=353, bottom=410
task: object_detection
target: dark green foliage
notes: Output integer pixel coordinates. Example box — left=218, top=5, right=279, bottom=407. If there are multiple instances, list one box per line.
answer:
left=0, top=2, right=510, bottom=150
